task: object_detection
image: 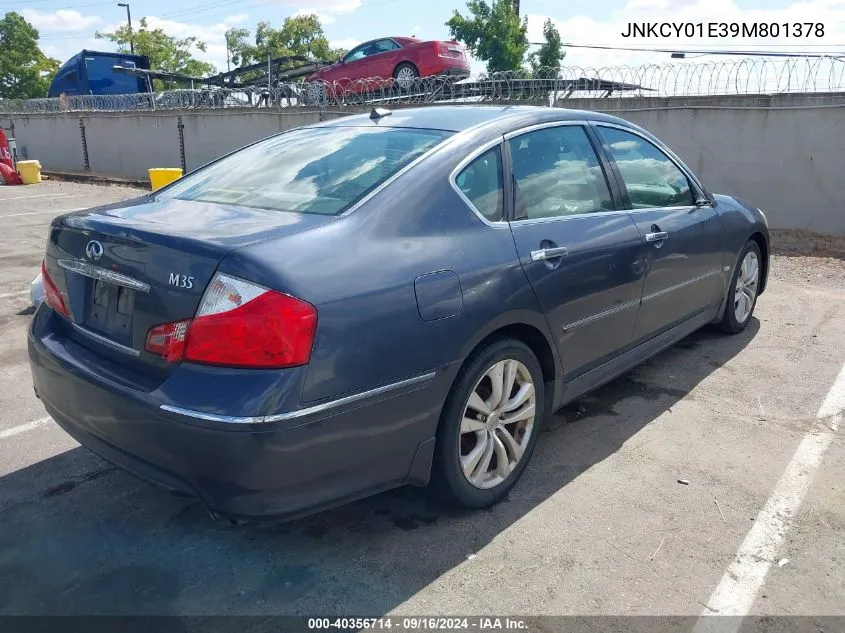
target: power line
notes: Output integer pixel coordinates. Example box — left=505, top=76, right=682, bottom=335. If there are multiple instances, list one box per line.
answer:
left=553, top=42, right=845, bottom=58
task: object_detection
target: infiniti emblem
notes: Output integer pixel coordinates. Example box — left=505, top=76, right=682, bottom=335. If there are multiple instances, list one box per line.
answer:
left=85, top=240, right=104, bottom=261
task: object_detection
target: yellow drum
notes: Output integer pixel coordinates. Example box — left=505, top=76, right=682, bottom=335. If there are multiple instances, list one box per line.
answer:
left=17, top=160, right=42, bottom=185
left=149, top=168, right=183, bottom=191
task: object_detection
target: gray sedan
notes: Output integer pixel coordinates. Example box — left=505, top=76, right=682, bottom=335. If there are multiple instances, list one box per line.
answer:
left=28, top=105, right=768, bottom=520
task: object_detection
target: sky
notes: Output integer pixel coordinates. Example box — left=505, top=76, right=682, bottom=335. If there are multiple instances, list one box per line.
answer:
left=11, top=0, right=845, bottom=77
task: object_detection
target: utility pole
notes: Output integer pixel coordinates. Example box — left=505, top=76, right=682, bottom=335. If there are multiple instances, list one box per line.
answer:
left=117, top=3, right=134, bottom=55
left=514, top=0, right=520, bottom=15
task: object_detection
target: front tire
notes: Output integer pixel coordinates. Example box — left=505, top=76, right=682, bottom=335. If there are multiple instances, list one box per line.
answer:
left=430, top=339, right=545, bottom=508
left=717, top=239, right=762, bottom=334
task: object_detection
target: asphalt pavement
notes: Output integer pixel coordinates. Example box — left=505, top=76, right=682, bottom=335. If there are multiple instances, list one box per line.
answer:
left=0, top=181, right=842, bottom=623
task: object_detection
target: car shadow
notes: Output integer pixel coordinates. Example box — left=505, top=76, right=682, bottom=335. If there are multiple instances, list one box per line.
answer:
left=0, top=320, right=759, bottom=617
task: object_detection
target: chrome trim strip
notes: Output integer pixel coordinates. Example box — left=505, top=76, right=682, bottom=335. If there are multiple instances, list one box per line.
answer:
left=563, top=297, right=641, bottom=332
left=71, top=323, right=140, bottom=357
left=503, top=119, right=590, bottom=140
left=641, top=269, right=721, bottom=303
left=508, top=210, right=630, bottom=226
left=160, top=370, right=438, bottom=425
left=562, top=268, right=722, bottom=331
left=629, top=205, right=696, bottom=214
left=57, top=259, right=150, bottom=293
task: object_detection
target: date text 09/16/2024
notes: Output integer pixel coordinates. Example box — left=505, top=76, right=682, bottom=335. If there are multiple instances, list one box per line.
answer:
left=621, top=22, right=825, bottom=38
left=307, top=617, right=529, bottom=631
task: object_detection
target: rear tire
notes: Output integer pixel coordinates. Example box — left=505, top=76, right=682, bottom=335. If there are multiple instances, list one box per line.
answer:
left=393, top=62, right=420, bottom=90
left=430, top=338, right=545, bottom=509
left=717, top=239, right=762, bottom=334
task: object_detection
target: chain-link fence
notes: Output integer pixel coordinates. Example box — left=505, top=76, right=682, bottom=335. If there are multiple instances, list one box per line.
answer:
left=2, top=57, right=844, bottom=115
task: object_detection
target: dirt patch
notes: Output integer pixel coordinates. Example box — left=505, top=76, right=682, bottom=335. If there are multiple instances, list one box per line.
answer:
left=770, top=229, right=845, bottom=260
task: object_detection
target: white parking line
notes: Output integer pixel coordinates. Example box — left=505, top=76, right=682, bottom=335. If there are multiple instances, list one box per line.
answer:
left=0, top=417, right=52, bottom=440
left=0, top=193, right=85, bottom=202
left=694, top=363, right=845, bottom=631
left=0, top=207, right=86, bottom=219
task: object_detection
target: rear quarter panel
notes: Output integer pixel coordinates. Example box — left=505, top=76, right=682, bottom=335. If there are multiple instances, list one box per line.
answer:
left=218, top=126, right=558, bottom=409
left=712, top=193, right=771, bottom=291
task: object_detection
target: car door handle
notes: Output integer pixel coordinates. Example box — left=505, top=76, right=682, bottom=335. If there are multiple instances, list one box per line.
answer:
left=645, top=231, right=669, bottom=243
left=530, top=246, right=569, bottom=262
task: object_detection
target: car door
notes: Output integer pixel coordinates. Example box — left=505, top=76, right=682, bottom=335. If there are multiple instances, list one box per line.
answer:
left=339, top=42, right=374, bottom=82
left=505, top=122, right=647, bottom=378
left=593, top=124, right=724, bottom=342
left=342, top=39, right=399, bottom=81
left=368, top=39, right=401, bottom=79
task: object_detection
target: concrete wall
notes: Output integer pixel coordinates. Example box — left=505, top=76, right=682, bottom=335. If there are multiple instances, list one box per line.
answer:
left=84, top=114, right=180, bottom=180
left=12, top=110, right=331, bottom=181
left=12, top=115, right=88, bottom=173
left=8, top=94, right=845, bottom=235
left=561, top=93, right=845, bottom=235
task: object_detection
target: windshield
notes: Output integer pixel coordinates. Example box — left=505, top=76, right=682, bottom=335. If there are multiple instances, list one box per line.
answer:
left=159, top=126, right=453, bottom=216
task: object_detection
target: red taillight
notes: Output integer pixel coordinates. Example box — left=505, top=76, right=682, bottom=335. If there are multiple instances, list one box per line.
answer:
left=145, top=274, right=317, bottom=369
left=145, top=320, right=190, bottom=362
left=42, top=260, right=69, bottom=317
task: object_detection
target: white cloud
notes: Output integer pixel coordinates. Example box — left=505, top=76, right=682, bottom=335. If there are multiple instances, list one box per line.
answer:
left=223, top=13, right=250, bottom=26
left=96, top=14, right=251, bottom=73
left=22, top=9, right=102, bottom=32
left=329, top=37, right=360, bottom=51
left=292, top=0, right=363, bottom=24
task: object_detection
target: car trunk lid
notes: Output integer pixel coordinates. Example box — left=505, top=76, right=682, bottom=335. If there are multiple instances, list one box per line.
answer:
left=44, top=197, right=334, bottom=384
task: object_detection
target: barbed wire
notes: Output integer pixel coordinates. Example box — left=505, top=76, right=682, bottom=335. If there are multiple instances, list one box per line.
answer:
left=2, top=58, right=844, bottom=115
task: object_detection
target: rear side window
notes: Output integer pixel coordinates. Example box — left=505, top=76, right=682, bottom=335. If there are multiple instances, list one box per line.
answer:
left=597, top=126, right=695, bottom=209
left=508, top=125, right=614, bottom=220
left=159, top=126, right=452, bottom=215
left=455, top=146, right=504, bottom=222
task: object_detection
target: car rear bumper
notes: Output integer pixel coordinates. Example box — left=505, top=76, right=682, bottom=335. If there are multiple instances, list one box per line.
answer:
left=437, top=66, right=472, bottom=77
left=28, top=307, right=447, bottom=520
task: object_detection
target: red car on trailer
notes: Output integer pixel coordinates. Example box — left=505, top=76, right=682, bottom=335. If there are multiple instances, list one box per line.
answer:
left=305, top=36, right=470, bottom=97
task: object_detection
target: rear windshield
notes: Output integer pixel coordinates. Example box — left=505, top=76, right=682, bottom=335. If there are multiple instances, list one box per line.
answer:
left=158, top=126, right=452, bottom=215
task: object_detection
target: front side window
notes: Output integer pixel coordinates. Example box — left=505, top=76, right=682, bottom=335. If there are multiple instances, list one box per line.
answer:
left=455, top=146, right=503, bottom=222
left=344, top=45, right=369, bottom=62
left=597, top=127, right=695, bottom=208
left=159, top=126, right=452, bottom=216
left=345, top=40, right=397, bottom=62
left=508, top=125, right=614, bottom=220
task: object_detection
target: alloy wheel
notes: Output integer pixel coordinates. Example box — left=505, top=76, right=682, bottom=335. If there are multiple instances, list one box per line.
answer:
left=734, top=250, right=759, bottom=324
left=396, top=67, right=417, bottom=89
left=459, top=359, right=536, bottom=490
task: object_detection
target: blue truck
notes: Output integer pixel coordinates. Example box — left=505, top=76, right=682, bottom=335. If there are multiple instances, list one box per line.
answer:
left=48, top=50, right=151, bottom=97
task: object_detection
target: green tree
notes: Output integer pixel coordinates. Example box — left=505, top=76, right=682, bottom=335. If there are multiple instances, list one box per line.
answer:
left=529, top=18, right=564, bottom=75
left=0, top=12, right=59, bottom=99
left=237, top=14, right=347, bottom=69
left=95, top=17, right=215, bottom=88
left=447, top=0, right=528, bottom=73
left=224, top=27, right=250, bottom=70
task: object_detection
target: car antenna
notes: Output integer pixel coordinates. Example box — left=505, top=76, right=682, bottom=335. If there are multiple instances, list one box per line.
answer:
left=370, top=107, right=393, bottom=120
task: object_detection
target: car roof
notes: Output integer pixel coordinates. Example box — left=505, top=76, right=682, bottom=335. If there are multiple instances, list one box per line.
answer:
left=319, top=105, right=635, bottom=134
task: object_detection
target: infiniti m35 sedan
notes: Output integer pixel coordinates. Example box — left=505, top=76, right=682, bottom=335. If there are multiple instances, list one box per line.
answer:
left=29, top=105, right=768, bottom=520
